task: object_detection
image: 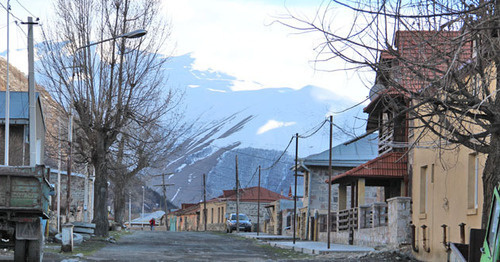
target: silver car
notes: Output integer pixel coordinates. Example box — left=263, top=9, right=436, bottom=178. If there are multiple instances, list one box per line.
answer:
left=226, top=213, right=252, bottom=233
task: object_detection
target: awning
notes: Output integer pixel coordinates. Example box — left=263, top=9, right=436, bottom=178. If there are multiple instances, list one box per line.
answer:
left=326, top=152, right=407, bottom=184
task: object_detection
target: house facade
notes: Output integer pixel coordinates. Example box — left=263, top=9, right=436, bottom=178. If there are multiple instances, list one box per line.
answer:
left=296, top=133, right=378, bottom=240
left=363, top=30, right=483, bottom=261
left=0, top=91, right=45, bottom=166
left=200, top=186, right=289, bottom=232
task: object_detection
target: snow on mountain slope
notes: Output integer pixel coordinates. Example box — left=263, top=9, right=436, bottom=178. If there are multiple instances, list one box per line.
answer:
left=149, top=53, right=369, bottom=207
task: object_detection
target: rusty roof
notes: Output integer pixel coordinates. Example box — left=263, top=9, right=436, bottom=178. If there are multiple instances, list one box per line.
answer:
left=209, top=186, right=290, bottom=203
left=326, top=152, right=407, bottom=184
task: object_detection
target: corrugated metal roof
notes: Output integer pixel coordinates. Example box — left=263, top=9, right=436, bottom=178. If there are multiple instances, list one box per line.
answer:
left=209, top=186, right=289, bottom=203
left=302, top=132, right=378, bottom=167
left=0, top=91, right=40, bottom=119
left=130, top=211, right=165, bottom=223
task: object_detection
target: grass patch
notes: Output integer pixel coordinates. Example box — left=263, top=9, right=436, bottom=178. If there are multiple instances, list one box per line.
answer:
left=257, top=242, right=313, bottom=259
left=44, top=229, right=132, bottom=257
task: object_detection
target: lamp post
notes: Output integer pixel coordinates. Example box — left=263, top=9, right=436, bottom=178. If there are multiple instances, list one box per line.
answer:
left=142, top=186, right=145, bottom=218
left=65, top=29, right=147, bottom=222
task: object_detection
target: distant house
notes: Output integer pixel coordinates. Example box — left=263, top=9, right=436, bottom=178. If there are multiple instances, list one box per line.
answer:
left=201, top=186, right=289, bottom=232
left=168, top=203, right=200, bottom=232
left=47, top=169, right=94, bottom=224
left=295, top=133, right=378, bottom=240
left=0, top=91, right=45, bottom=165
left=264, top=198, right=302, bottom=236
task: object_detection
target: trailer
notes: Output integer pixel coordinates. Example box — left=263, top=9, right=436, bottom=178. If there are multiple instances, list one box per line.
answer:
left=0, top=166, right=53, bottom=262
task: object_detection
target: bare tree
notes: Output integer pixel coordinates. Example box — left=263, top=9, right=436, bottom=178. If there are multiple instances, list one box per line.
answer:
left=283, top=0, right=500, bottom=225
left=37, top=0, right=173, bottom=236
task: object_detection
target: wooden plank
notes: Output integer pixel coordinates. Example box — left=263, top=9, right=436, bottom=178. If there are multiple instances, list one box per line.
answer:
left=72, top=222, right=96, bottom=229
left=73, top=227, right=94, bottom=234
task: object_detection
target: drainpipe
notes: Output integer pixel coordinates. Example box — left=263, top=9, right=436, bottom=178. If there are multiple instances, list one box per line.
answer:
left=411, top=223, right=419, bottom=252
left=459, top=223, right=466, bottom=244
left=421, top=225, right=430, bottom=253
left=441, top=224, right=450, bottom=250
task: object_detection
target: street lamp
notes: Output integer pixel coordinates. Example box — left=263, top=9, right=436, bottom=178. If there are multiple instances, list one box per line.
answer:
left=65, top=29, right=147, bottom=223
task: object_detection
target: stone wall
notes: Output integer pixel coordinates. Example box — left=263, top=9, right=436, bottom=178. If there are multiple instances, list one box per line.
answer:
left=305, top=167, right=381, bottom=212
left=207, top=223, right=225, bottom=231
left=226, top=201, right=270, bottom=228
left=387, top=197, right=411, bottom=247
left=316, top=197, right=411, bottom=248
left=319, top=226, right=389, bottom=247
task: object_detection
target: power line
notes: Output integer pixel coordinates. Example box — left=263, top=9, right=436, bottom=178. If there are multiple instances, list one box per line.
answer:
left=14, top=0, right=37, bottom=19
left=298, top=119, right=327, bottom=138
left=0, top=1, right=23, bottom=22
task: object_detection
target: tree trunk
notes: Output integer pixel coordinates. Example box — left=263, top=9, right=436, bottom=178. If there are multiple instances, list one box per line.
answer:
left=113, top=183, right=126, bottom=225
left=482, top=132, right=500, bottom=228
left=92, top=158, right=109, bottom=237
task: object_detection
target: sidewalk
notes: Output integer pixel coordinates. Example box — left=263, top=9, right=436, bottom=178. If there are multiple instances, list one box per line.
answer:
left=235, top=232, right=375, bottom=255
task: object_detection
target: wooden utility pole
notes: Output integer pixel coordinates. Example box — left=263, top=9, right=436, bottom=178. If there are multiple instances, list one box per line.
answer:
left=293, top=133, right=298, bottom=244
left=257, top=166, right=261, bottom=236
left=153, top=173, right=174, bottom=231
left=236, top=155, right=240, bottom=233
left=203, top=173, right=207, bottom=231
left=327, top=115, right=333, bottom=249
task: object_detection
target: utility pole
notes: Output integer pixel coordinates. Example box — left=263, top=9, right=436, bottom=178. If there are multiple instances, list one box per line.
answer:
left=327, top=115, right=333, bottom=249
left=153, top=173, right=174, bottom=231
left=57, top=119, right=61, bottom=232
left=203, top=173, right=207, bottom=231
left=84, top=166, right=89, bottom=222
left=25, top=17, right=37, bottom=166
left=66, top=115, right=73, bottom=222
left=4, top=0, right=10, bottom=166
left=257, top=166, right=261, bottom=236
left=142, top=186, right=145, bottom=218
left=236, top=155, right=240, bottom=233
left=293, top=133, right=298, bottom=244
left=128, top=192, right=131, bottom=228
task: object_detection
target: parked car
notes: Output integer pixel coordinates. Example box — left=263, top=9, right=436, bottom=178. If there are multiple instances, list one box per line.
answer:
left=226, top=213, right=252, bottom=233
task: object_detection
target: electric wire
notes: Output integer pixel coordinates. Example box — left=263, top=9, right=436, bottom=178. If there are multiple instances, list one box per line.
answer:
left=14, top=0, right=37, bottom=19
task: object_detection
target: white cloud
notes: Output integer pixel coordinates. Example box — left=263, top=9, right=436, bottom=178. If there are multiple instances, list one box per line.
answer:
left=0, top=0, right=371, bottom=103
left=163, top=0, right=370, bottom=102
left=257, top=120, right=296, bottom=135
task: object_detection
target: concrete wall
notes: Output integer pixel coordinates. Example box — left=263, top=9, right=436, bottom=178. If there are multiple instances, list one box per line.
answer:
left=411, top=140, right=485, bottom=261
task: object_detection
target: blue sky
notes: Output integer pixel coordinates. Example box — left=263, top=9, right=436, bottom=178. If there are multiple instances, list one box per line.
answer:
left=0, top=0, right=372, bottom=105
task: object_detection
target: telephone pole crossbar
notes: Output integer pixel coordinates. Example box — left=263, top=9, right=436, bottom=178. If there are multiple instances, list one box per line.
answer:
left=152, top=173, right=174, bottom=231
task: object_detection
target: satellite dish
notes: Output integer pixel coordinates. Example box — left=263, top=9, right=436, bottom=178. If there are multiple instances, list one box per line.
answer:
left=369, top=83, right=386, bottom=101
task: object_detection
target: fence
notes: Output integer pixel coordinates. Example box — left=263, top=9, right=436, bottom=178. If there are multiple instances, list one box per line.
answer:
left=317, top=202, right=388, bottom=232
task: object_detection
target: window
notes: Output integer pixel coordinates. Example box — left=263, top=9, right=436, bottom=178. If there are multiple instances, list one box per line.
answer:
left=211, top=208, right=214, bottom=224
left=468, top=153, right=479, bottom=209
left=319, top=215, right=327, bottom=232
left=221, top=207, right=224, bottom=220
left=420, top=166, right=428, bottom=214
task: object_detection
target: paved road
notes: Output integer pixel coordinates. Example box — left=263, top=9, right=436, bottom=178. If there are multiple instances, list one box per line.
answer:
left=49, top=231, right=309, bottom=261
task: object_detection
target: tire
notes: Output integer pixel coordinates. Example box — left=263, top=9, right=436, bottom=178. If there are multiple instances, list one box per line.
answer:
left=14, top=239, right=26, bottom=262
left=27, top=222, right=44, bottom=262
left=27, top=237, right=43, bottom=262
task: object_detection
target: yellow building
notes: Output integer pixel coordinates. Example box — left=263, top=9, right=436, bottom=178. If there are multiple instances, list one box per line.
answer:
left=411, top=138, right=485, bottom=261
left=366, top=30, right=487, bottom=261
left=200, top=186, right=289, bottom=232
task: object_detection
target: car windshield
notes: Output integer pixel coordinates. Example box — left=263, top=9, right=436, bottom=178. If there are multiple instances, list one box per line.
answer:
left=230, top=214, right=249, bottom=220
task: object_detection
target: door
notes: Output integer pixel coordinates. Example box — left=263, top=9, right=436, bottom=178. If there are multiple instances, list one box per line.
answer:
left=481, top=187, right=500, bottom=262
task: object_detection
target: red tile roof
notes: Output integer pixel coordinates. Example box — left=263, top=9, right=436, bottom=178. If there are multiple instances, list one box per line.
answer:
left=169, top=203, right=200, bottom=216
left=209, top=186, right=290, bottom=203
left=365, top=30, right=472, bottom=112
left=326, top=152, right=407, bottom=184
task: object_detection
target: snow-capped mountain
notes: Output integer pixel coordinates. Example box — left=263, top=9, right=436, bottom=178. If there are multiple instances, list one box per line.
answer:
left=153, top=53, right=368, bottom=207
